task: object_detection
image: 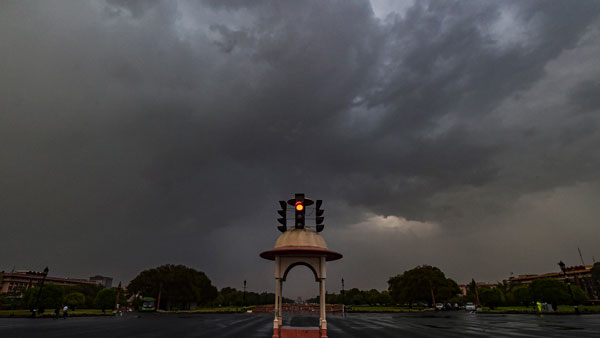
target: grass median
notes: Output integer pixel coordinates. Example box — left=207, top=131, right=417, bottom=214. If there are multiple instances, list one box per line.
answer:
left=478, top=305, right=600, bottom=313
left=345, top=306, right=429, bottom=313
left=0, top=309, right=115, bottom=318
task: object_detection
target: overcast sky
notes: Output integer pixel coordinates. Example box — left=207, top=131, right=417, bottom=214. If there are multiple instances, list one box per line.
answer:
left=2, top=0, right=600, bottom=299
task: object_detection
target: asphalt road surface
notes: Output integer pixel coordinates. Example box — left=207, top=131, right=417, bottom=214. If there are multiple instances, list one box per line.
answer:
left=1, top=312, right=600, bottom=337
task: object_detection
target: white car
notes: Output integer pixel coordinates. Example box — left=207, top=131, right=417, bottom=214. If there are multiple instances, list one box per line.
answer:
left=435, top=303, right=444, bottom=310
left=465, top=302, right=476, bottom=311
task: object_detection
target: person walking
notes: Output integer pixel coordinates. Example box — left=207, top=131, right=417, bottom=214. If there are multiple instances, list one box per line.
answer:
left=62, top=305, right=68, bottom=319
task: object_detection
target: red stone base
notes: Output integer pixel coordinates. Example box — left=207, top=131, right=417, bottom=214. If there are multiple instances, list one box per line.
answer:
left=279, top=326, right=321, bottom=338
left=320, top=328, right=327, bottom=338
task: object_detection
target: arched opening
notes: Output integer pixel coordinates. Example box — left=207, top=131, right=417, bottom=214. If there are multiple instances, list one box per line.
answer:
left=283, top=262, right=319, bottom=282
left=280, top=264, right=321, bottom=328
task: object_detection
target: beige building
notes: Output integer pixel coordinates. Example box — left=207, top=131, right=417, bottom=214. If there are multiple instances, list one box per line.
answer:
left=0, top=270, right=99, bottom=297
left=508, top=265, right=596, bottom=300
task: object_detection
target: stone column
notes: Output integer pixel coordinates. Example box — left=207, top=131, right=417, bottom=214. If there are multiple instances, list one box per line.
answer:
left=278, top=278, right=283, bottom=321
left=273, top=278, right=280, bottom=338
left=320, top=278, right=327, bottom=337
left=319, top=256, right=327, bottom=338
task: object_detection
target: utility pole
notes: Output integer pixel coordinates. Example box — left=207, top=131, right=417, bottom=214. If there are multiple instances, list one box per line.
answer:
left=472, top=279, right=480, bottom=308
left=32, top=267, right=49, bottom=318
left=558, top=261, right=580, bottom=314
left=578, top=247, right=586, bottom=266
left=429, top=280, right=436, bottom=308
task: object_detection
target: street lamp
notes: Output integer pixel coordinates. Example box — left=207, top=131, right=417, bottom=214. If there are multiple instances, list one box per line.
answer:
left=32, top=267, right=49, bottom=318
left=558, top=261, right=579, bottom=314
left=243, top=280, right=247, bottom=308
left=114, top=282, right=122, bottom=313
left=341, top=278, right=345, bottom=316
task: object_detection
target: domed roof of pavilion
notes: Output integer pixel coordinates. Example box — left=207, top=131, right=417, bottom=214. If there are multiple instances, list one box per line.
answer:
left=260, top=228, right=342, bottom=261
left=274, top=228, right=328, bottom=249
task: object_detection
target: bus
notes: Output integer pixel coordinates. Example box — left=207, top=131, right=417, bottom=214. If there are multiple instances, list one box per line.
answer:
left=141, top=297, right=156, bottom=311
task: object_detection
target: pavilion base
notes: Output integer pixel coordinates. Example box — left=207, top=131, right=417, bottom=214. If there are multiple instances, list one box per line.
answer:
left=277, top=326, right=324, bottom=338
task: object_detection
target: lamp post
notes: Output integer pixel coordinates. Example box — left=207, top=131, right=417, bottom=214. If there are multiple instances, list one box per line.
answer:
left=32, top=267, right=49, bottom=318
left=243, top=280, right=247, bottom=308
left=114, top=282, right=122, bottom=313
left=341, top=278, right=345, bottom=316
left=558, top=261, right=579, bottom=314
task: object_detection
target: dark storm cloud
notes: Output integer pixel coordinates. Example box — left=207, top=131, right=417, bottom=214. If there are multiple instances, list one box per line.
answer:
left=569, top=80, right=600, bottom=114
left=1, top=0, right=600, bottom=296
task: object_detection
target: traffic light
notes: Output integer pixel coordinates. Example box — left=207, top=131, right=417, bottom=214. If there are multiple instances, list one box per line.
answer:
left=294, top=193, right=305, bottom=229
left=315, top=199, right=324, bottom=232
left=277, top=200, right=287, bottom=232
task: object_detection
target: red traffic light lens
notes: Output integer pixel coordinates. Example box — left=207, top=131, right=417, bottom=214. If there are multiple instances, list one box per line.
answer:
left=295, top=201, right=304, bottom=211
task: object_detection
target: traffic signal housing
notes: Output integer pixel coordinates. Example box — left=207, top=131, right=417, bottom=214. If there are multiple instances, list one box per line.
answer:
left=315, top=199, right=324, bottom=232
left=294, top=193, right=305, bottom=229
left=277, top=201, right=287, bottom=232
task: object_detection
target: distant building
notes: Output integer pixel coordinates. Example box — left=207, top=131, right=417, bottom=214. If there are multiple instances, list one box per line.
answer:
left=0, top=270, right=100, bottom=297
left=508, top=265, right=596, bottom=299
left=89, top=275, right=113, bottom=288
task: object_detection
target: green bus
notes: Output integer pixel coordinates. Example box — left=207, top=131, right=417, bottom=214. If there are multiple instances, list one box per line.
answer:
left=141, top=297, right=156, bottom=311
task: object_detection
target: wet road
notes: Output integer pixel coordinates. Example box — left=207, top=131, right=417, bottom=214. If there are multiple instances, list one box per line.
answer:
left=327, top=312, right=600, bottom=337
left=1, top=312, right=600, bottom=337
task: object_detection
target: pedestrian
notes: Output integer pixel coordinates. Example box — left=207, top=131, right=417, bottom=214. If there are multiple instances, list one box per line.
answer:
left=54, top=307, right=60, bottom=320
left=63, top=305, right=68, bottom=319
left=536, top=300, right=542, bottom=313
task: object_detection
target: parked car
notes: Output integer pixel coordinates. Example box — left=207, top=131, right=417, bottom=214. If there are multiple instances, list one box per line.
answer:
left=435, top=303, right=444, bottom=311
left=465, top=302, right=476, bottom=311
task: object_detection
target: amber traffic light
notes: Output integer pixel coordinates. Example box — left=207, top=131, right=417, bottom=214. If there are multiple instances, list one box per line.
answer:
left=294, top=194, right=305, bottom=229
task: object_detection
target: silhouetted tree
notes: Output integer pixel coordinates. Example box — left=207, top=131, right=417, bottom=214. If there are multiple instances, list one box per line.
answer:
left=64, top=292, right=85, bottom=310
left=388, top=265, right=459, bottom=307
left=479, top=287, right=504, bottom=309
left=128, top=264, right=217, bottom=310
left=21, top=284, right=64, bottom=313
left=529, top=278, right=569, bottom=310
left=510, top=285, right=531, bottom=307
left=94, top=288, right=127, bottom=312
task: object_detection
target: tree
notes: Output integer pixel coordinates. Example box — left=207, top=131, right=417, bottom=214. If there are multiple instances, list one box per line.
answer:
left=479, top=287, right=504, bottom=309
left=510, top=285, right=531, bottom=307
left=128, top=264, right=217, bottom=310
left=378, top=290, right=392, bottom=306
left=64, top=284, right=104, bottom=308
left=64, top=292, right=86, bottom=310
left=571, top=285, right=589, bottom=303
left=388, top=265, right=460, bottom=307
left=365, top=289, right=381, bottom=305
left=529, top=278, right=570, bottom=310
left=21, top=284, right=64, bottom=313
left=94, top=288, right=127, bottom=312
left=94, top=288, right=115, bottom=312
left=592, top=262, right=600, bottom=294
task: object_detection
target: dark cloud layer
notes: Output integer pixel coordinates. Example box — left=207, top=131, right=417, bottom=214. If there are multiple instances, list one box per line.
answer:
left=1, top=0, right=600, bottom=298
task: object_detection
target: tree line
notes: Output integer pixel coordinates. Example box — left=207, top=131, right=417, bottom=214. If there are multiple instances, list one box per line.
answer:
left=386, top=264, right=598, bottom=310
left=5, top=262, right=598, bottom=312
left=16, top=283, right=127, bottom=313
left=127, top=264, right=287, bottom=310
